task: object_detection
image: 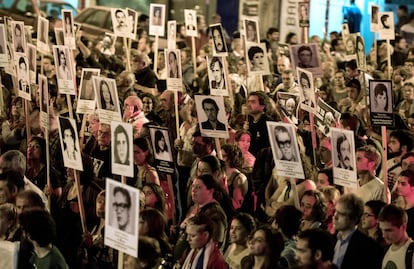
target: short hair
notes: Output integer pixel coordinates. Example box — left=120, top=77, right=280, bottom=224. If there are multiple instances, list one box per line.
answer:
left=248, top=46, right=264, bottom=61
left=28, top=136, right=47, bottom=164
left=297, top=228, right=335, bottom=262
left=187, top=213, right=214, bottom=237
left=346, top=78, right=361, bottom=93
left=345, top=59, right=358, bottom=70
left=202, top=98, right=219, bottom=112
left=318, top=168, right=334, bottom=185
left=249, top=91, right=267, bottom=107
left=337, top=193, right=364, bottom=223
left=0, top=170, right=25, bottom=197
left=398, top=169, right=414, bottom=187
left=194, top=173, right=219, bottom=191
left=267, top=27, right=279, bottom=36
left=0, top=150, right=27, bottom=176
left=16, top=190, right=46, bottom=210
left=0, top=203, right=17, bottom=227
left=115, top=9, right=125, bottom=17
left=298, top=45, right=312, bottom=56
left=365, top=200, right=386, bottom=218
left=378, top=204, right=407, bottom=228
left=198, top=155, right=222, bottom=175
left=356, top=145, right=381, bottom=170
left=274, top=205, right=302, bottom=238
left=113, top=186, right=131, bottom=209
left=380, top=14, right=389, bottom=27
left=390, top=130, right=414, bottom=152
left=19, top=209, right=56, bottom=247
left=301, top=189, right=327, bottom=223
left=140, top=208, right=168, bottom=238
left=336, top=134, right=349, bottom=156
left=221, top=144, right=244, bottom=169
left=374, top=83, right=389, bottom=111
left=274, top=125, right=290, bottom=145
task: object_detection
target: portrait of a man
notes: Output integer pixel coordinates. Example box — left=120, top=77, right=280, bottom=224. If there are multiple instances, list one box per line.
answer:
left=336, top=134, right=353, bottom=170
left=209, top=56, right=226, bottom=90
left=201, top=98, right=226, bottom=130
left=297, top=45, right=314, bottom=68
left=112, top=186, right=134, bottom=234
left=13, top=23, right=25, bottom=54
left=185, top=10, right=196, bottom=31
left=114, top=124, right=130, bottom=165
left=113, top=9, right=131, bottom=35
left=59, top=117, right=79, bottom=162
left=274, top=125, right=297, bottom=161
left=211, top=25, right=226, bottom=53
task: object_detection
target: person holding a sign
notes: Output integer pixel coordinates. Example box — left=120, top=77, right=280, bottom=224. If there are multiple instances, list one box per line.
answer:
left=201, top=98, right=226, bottom=131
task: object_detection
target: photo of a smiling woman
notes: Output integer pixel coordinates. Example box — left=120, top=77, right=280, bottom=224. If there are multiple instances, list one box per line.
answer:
left=100, top=79, right=116, bottom=111
left=372, top=83, right=390, bottom=113
left=153, top=129, right=171, bottom=161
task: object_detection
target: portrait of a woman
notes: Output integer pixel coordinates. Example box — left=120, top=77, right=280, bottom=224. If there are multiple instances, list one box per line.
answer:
left=153, top=130, right=171, bottom=161
left=100, top=79, right=116, bottom=111
left=372, top=83, right=389, bottom=112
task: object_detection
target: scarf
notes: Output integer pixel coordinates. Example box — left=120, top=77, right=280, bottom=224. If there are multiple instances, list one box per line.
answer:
left=181, top=239, right=215, bottom=269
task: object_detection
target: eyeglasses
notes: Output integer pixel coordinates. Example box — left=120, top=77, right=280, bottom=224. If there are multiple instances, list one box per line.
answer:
left=277, top=140, right=291, bottom=149
left=112, top=202, right=129, bottom=209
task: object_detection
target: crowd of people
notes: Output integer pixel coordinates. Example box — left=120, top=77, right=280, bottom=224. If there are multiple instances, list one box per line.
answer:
left=2, top=3, right=414, bottom=269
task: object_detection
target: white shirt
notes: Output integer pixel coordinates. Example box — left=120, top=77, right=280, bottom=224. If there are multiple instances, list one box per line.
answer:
left=382, top=238, right=413, bottom=269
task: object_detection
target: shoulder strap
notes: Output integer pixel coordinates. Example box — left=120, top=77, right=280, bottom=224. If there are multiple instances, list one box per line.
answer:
left=406, top=241, right=414, bottom=269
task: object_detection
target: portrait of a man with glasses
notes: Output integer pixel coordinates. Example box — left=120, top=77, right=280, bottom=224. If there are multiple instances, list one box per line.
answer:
left=112, top=186, right=134, bottom=234
left=274, top=125, right=297, bottom=161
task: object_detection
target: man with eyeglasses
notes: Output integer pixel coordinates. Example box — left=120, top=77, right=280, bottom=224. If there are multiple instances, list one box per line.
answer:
left=333, top=193, right=383, bottom=269
left=274, top=125, right=297, bottom=161
left=112, top=186, right=134, bottom=234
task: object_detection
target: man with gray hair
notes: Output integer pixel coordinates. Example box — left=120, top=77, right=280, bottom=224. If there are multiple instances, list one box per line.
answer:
left=131, top=50, right=158, bottom=91
left=0, top=150, right=48, bottom=208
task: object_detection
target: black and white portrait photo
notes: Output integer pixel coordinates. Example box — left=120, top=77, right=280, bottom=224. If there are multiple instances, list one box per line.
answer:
left=105, top=178, right=139, bottom=257
left=93, top=76, right=121, bottom=124
left=369, top=80, right=394, bottom=127
left=54, top=28, right=64, bottom=45
left=276, top=92, right=299, bottom=125
left=167, top=20, right=177, bottom=49
left=150, top=128, right=172, bottom=162
left=165, top=49, right=182, bottom=79
left=126, top=8, right=137, bottom=38
left=37, top=17, right=49, bottom=45
left=194, top=95, right=229, bottom=138
left=11, top=21, right=26, bottom=55
left=289, top=43, right=322, bottom=77
left=58, top=116, right=83, bottom=171
left=370, top=5, right=379, bottom=32
left=210, top=23, right=227, bottom=55
left=267, top=121, right=305, bottom=179
left=378, top=12, right=395, bottom=40
left=315, top=98, right=341, bottom=136
left=53, top=46, right=72, bottom=80
left=112, top=8, right=133, bottom=38
left=62, top=10, right=75, bottom=49
left=244, top=19, right=259, bottom=43
left=16, top=56, right=31, bottom=100
left=184, top=9, right=197, bottom=37
left=149, top=4, right=165, bottom=36
left=247, top=43, right=270, bottom=75
left=331, top=127, right=357, bottom=189
left=207, top=56, right=228, bottom=96
left=27, top=44, right=36, bottom=83
left=77, top=68, right=100, bottom=115
left=111, top=122, right=134, bottom=177
left=356, top=36, right=366, bottom=71
left=0, top=24, right=6, bottom=56
left=297, top=68, right=315, bottom=112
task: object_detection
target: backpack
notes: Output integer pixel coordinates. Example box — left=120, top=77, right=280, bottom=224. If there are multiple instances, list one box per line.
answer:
left=406, top=242, right=414, bottom=269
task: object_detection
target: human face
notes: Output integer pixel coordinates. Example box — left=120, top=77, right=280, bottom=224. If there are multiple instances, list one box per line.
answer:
left=251, top=52, right=264, bottom=70
left=301, top=194, right=316, bottom=220
left=27, top=140, right=42, bottom=161
left=248, top=229, right=267, bottom=256
left=96, top=196, right=105, bottom=218
left=113, top=191, right=130, bottom=229
left=196, top=161, right=213, bottom=177
left=169, top=53, right=177, bottom=71
left=139, top=217, right=149, bottom=235
left=203, top=103, right=218, bottom=122
left=355, top=151, right=372, bottom=173
left=213, top=29, right=223, bottom=51
left=237, top=134, right=251, bottom=153
left=211, top=61, right=223, bottom=84
left=186, top=224, right=209, bottom=250
left=142, top=97, right=153, bottom=113
left=380, top=221, right=406, bottom=245
left=15, top=197, right=34, bottom=216
left=191, top=178, right=213, bottom=205
left=246, top=24, right=256, bottom=41
left=397, top=176, right=414, bottom=197
left=116, top=11, right=126, bottom=26
left=346, top=39, right=355, bottom=54
left=402, top=156, right=414, bottom=170
left=339, top=139, right=351, bottom=168
left=388, top=136, right=401, bottom=154
left=277, top=57, right=290, bottom=73
left=347, top=87, right=359, bottom=101
left=360, top=206, right=378, bottom=230
left=334, top=72, right=345, bottom=87
left=403, top=85, right=414, bottom=101
left=286, top=99, right=295, bottom=116
left=133, top=145, right=148, bottom=166
left=295, top=238, right=313, bottom=266
left=143, top=185, right=158, bottom=208
left=116, top=132, right=128, bottom=163
left=300, top=77, right=310, bottom=89
left=316, top=173, right=330, bottom=189
left=63, top=129, right=74, bottom=150
left=282, top=73, right=294, bottom=88
left=375, top=92, right=387, bottom=110
left=88, top=117, right=100, bottom=137
left=276, top=131, right=293, bottom=160
left=97, top=125, right=111, bottom=146
left=157, top=136, right=165, bottom=151
left=60, top=53, right=66, bottom=66
left=160, top=91, right=172, bottom=111
left=247, top=95, right=264, bottom=114
left=299, top=49, right=312, bottom=65
left=101, top=83, right=111, bottom=103
left=333, top=202, right=354, bottom=232
left=229, top=219, right=248, bottom=245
